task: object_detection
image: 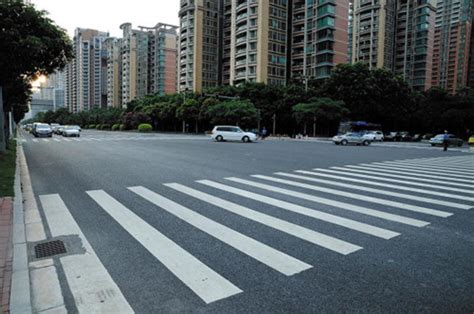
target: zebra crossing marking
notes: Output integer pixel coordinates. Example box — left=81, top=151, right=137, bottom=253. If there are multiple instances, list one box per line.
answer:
left=87, top=189, right=242, bottom=304
left=378, top=162, right=474, bottom=176
left=392, top=160, right=474, bottom=171
left=346, top=165, right=474, bottom=183
left=129, top=186, right=312, bottom=276
left=294, top=170, right=474, bottom=203
left=166, top=183, right=397, bottom=241
left=272, top=172, right=471, bottom=210
left=198, top=180, right=428, bottom=228
left=39, top=194, right=133, bottom=313
left=339, top=166, right=474, bottom=188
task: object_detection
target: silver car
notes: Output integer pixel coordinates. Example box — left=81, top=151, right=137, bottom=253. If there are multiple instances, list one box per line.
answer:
left=333, top=133, right=371, bottom=146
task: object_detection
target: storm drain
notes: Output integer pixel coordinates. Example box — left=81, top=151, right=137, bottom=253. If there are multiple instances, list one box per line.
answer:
left=34, top=240, right=67, bottom=258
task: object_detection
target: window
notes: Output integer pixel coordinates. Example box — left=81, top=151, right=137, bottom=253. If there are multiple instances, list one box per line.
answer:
left=317, top=5, right=335, bottom=16
left=317, top=16, right=335, bottom=28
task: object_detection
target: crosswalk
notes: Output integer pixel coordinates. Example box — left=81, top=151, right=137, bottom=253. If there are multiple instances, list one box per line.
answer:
left=36, top=155, right=473, bottom=308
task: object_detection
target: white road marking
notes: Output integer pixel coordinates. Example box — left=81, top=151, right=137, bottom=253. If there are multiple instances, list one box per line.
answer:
left=295, top=170, right=474, bottom=202
left=369, top=162, right=474, bottom=179
left=234, top=176, right=452, bottom=218
left=333, top=167, right=474, bottom=188
left=87, top=190, right=242, bottom=304
left=316, top=168, right=474, bottom=195
left=273, top=172, right=471, bottom=210
left=346, top=165, right=474, bottom=184
left=42, top=139, right=50, bottom=142
left=53, top=138, right=61, bottom=142
left=62, top=138, right=71, bottom=142
left=168, top=183, right=397, bottom=241
left=393, top=160, right=474, bottom=171
left=72, top=138, right=81, bottom=141
left=130, top=186, right=312, bottom=275
left=39, top=194, right=133, bottom=313
left=32, top=139, right=38, bottom=142
left=21, top=139, right=27, bottom=142
left=380, top=161, right=474, bottom=175
left=198, top=180, right=428, bottom=228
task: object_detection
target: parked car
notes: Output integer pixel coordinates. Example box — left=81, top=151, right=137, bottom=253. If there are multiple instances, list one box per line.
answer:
left=211, top=126, right=257, bottom=142
left=411, top=134, right=423, bottom=142
left=384, top=132, right=402, bottom=141
left=429, top=134, right=463, bottom=147
left=468, top=136, right=474, bottom=147
left=399, top=131, right=412, bottom=142
left=333, top=133, right=371, bottom=146
left=362, top=130, right=384, bottom=141
left=32, top=123, right=52, bottom=137
left=50, top=123, right=61, bottom=133
left=62, top=125, right=81, bottom=137
left=55, top=126, right=65, bottom=135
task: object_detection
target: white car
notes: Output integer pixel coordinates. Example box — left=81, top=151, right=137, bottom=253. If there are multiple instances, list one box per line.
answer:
left=363, top=130, right=384, bottom=141
left=211, top=126, right=257, bottom=143
left=62, top=126, right=81, bottom=137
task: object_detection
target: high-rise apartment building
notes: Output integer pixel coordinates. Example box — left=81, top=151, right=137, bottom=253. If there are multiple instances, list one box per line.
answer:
left=179, top=0, right=349, bottom=92
left=432, top=0, right=473, bottom=93
left=104, top=38, right=123, bottom=108
left=352, top=0, right=397, bottom=69
left=65, top=28, right=109, bottom=113
left=394, top=0, right=436, bottom=91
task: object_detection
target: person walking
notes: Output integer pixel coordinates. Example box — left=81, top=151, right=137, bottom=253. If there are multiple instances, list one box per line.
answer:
left=443, top=130, right=449, bottom=151
left=260, top=127, right=268, bottom=140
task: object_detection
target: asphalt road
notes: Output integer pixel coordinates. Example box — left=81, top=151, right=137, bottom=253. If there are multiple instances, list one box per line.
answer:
left=20, top=130, right=474, bottom=313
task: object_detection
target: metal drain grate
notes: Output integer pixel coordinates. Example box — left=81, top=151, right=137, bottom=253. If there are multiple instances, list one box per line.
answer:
left=35, top=240, right=67, bottom=258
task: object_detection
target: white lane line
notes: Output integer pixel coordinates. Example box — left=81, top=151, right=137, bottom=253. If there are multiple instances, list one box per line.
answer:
left=295, top=170, right=474, bottom=203
left=87, top=190, right=242, bottom=304
left=171, top=183, right=397, bottom=243
left=380, top=162, right=474, bottom=175
left=334, top=167, right=474, bottom=189
left=393, top=161, right=474, bottom=171
left=246, top=175, right=452, bottom=218
left=346, top=165, right=474, bottom=184
left=32, top=139, right=39, bottom=143
left=369, top=163, right=474, bottom=179
left=315, top=168, right=474, bottom=195
left=62, top=138, right=71, bottom=142
left=42, top=139, right=50, bottom=142
left=53, top=138, right=61, bottom=142
left=72, top=138, right=81, bottom=141
left=21, top=139, right=27, bottom=142
left=274, top=172, right=471, bottom=210
left=39, top=194, right=133, bottom=313
left=199, top=180, right=428, bottom=228
left=130, top=186, right=312, bottom=275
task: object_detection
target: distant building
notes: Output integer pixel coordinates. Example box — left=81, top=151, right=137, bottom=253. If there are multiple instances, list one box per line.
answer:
left=103, top=38, right=123, bottom=108
left=65, top=28, right=109, bottom=113
left=432, top=0, right=474, bottom=93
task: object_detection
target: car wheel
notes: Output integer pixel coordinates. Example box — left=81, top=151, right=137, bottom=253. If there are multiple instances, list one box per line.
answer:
left=335, top=142, right=340, bottom=145
left=430, top=144, right=435, bottom=146
left=242, top=136, right=250, bottom=143
left=362, top=140, right=370, bottom=146
left=216, top=135, right=223, bottom=142
left=458, top=142, right=463, bottom=147
left=341, top=139, right=348, bottom=146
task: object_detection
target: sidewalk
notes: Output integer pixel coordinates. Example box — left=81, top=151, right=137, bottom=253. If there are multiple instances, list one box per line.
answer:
left=0, top=197, right=13, bottom=313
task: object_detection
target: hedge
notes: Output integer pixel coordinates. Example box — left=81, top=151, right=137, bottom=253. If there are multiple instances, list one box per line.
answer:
left=138, top=123, right=153, bottom=132
left=112, top=124, right=120, bottom=131
left=88, top=124, right=96, bottom=129
left=100, top=124, right=111, bottom=130
left=119, top=124, right=125, bottom=131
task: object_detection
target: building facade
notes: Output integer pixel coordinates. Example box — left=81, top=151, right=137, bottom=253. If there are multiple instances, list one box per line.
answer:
left=432, top=0, right=473, bottom=93
left=65, top=28, right=109, bottom=113
left=104, top=38, right=123, bottom=108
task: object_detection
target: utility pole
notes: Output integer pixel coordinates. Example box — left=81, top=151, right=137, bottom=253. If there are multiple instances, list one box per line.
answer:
left=313, top=116, right=316, bottom=137
left=272, top=113, right=276, bottom=136
left=0, top=87, right=5, bottom=154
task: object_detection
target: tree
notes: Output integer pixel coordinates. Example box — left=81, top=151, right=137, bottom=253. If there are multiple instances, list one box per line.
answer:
left=176, top=99, right=201, bottom=133
left=0, top=1, right=73, bottom=153
left=206, top=100, right=257, bottom=127
left=293, top=98, right=348, bottom=136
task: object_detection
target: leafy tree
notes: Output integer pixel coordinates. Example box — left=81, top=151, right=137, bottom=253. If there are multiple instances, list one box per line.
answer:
left=293, top=98, right=348, bottom=135
left=176, top=99, right=201, bottom=133
left=206, top=100, right=257, bottom=127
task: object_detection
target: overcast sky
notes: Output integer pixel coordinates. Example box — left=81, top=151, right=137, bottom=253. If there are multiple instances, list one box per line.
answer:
left=31, top=0, right=181, bottom=38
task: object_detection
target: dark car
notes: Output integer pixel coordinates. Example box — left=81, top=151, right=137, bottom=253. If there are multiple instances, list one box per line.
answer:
left=32, top=123, right=53, bottom=137
left=429, top=134, right=463, bottom=147
left=384, top=132, right=402, bottom=141
left=399, top=132, right=412, bottom=142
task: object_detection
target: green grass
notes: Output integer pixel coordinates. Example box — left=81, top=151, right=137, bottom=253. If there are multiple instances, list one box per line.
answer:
left=0, top=140, right=17, bottom=197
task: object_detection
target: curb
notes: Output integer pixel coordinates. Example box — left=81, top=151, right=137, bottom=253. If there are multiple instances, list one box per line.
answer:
left=10, top=142, right=32, bottom=313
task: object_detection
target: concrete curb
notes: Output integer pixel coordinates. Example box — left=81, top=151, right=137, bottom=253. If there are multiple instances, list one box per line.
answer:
left=10, top=142, right=32, bottom=313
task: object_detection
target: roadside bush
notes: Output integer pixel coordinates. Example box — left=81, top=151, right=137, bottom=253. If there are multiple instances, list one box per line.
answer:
left=119, top=124, right=125, bottom=131
left=112, top=124, right=120, bottom=131
left=95, top=124, right=101, bottom=130
left=88, top=124, right=96, bottom=129
left=138, top=123, right=153, bottom=132
left=101, top=124, right=111, bottom=130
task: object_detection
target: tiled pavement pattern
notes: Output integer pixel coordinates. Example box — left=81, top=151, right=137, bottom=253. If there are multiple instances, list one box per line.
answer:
left=0, top=197, right=13, bottom=313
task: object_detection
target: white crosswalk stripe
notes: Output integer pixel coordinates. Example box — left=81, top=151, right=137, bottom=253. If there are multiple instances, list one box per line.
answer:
left=369, top=162, right=474, bottom=179
left=392, top=160, right=473, bottom=171
left=379, top=162, right=474, bottom=176
left=62, top=138, right=71, bottom=142
left=87, top=189, right=242, bottom=304
left=332, top=167, right=474, bottom=189
left=129, top=186, right=312, bottom=275
left=316, top=168, right=474, bottom=195
left=346, top=165, right=474, bottom=183
left=166, top=183, right=397, bottom=241
left=53, top=138, right=61, bottom=142
left=294, top=170, right=474, bottom=203
left=32, top=139, right=38, bottom=142
left=41, top=138, right=50, bottom=142
left=272, top=172, right=471, bottom=210
left=198, top=180, right=428, bottom=227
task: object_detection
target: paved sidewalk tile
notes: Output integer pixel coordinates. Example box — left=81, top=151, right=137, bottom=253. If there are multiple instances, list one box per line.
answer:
left=0, top=197, right=13, bottom=313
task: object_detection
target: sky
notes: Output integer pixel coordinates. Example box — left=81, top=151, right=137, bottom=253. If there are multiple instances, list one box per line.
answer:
left=31, top=0, right=181, bottom=38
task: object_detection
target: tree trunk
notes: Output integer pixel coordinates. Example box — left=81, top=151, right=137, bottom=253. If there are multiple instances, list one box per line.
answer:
left=0, top=87, right=6, bottom=154
left=195, top=121, right=198, bottom=133
left=182, top=120, right=185, bottom=133
left=272, top=113, right=276, bottom=136
left=303, top=123, right=307, bottom=135
left=313, top=116, right=316, bottom=137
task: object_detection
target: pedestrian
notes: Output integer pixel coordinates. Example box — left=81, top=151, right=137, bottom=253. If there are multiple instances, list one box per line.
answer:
left=260, top=127, right=268, bottom=140
left=443, top=130, right=449, bottom=151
